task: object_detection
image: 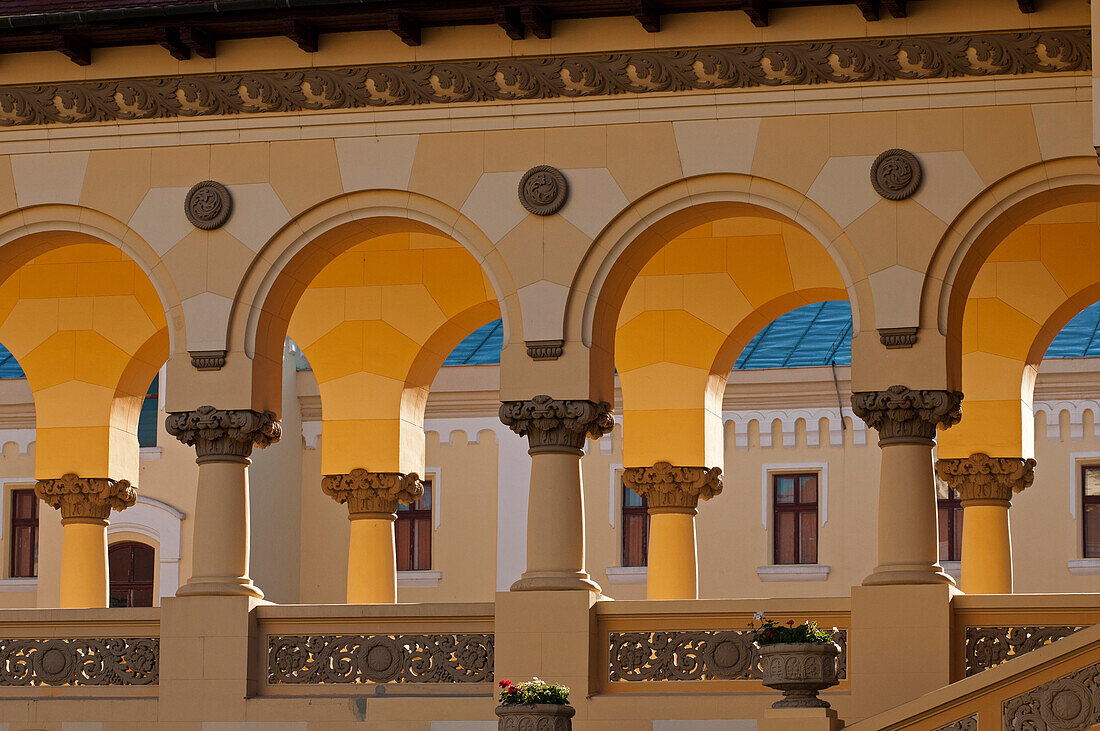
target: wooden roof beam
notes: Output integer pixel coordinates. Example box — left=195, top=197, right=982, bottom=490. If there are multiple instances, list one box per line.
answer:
left=743, top=0, right=768, bottom=27
left=155, top=26, right=190, bottom=60
left=284, top=19, right=318, bottom=52
left=53, top=33, right=90, bottom=65
left=1017, top=0, right=1036, bottom=11
left=632, top=0, right=661, bottom=32
left=521, top=5, right=552, bottom=39
left=854, top=0, right=879, bottom=21
left=881, top=0, right=906, bottom=17
left=180, top=25, right=216, bottom=58
left=387, top=11, right=421, bottom=46
left=494, top=6, right=525, bottom=39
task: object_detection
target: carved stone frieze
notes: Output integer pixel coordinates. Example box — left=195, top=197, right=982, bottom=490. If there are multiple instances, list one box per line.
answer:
left=34, top=474, right=136, bottom=521
left=0, top=28, right=1087, bottom=128
left=184, top=180, right=232, bottom=230
left=321, top=469, right=424, bottom=516
left=935, top=453, right=1036, bottom=504
left=608, top=629, right=847, bottom=682
left=878, top=326, right=919, bottom=349
left=622, top=461, right=723, bottom=509
left=499, top=395, right=614, bottom=450
left=870, top=149, right=922, bottom=200
left=850, top=386, right=962, bottom=442
left=0, top=638, right=158, bottom=686
left=268, top=634, right=493, bottom=684
left=934, top=715, right=977, bottom=731
left=966, top=625, right=1082, bottom=677
left=519, top=165, right=568, bottom=215
left=1003, top=657, right=1100, bottom=730
left=189, top=349, right=227, bottom=370
left=165, top=405, right=281, bottom=459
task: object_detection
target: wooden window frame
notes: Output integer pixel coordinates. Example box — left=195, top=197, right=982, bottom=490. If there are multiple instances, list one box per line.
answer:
left=396, top=479, right=432, bottom=572
left=108, top=540, right=155, bottom=608
left=937, top=492, right=963, bottom=562
left=772, top=472, right=819, bottom=565
left=9, top=487, right=37, bottom=579
left=621, top=483, right=650, bottom=567
left=1083, top=465, right=1100, bottom=558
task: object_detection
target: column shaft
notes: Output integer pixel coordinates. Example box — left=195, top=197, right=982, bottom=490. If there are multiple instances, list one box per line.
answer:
left=647, top=508, right=698, bottom=600
left=347, top=514, right=397, bottom=603
left=59, top=519, right=109, bottom=608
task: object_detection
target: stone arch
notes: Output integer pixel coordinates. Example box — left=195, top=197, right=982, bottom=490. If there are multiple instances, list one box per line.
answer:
left=230, top=190, right=519, bottom=414
left=568, top=174, right=871, bottom=401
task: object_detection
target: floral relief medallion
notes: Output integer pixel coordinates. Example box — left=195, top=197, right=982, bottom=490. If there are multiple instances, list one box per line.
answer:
left=185, top=180, right=233, bottom=229
left=519, top=165, right=568, bottom=215
left=870, top=149, right=922, bottom=200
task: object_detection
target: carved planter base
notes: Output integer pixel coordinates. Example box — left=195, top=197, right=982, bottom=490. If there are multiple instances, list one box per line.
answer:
left=757, top=642, right=842, bottom=709
left=496, top=703, right=575, bottom=730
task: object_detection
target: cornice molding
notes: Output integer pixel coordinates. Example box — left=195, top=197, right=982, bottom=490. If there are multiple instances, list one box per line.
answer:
left=0, top=27, right=1087, bottom=128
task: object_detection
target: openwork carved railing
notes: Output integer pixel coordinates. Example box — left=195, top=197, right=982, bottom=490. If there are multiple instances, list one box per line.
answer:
left=267, top=634, right=493, bottom=684
left=965, top=626, right=1083, bottom=676
left=935, top=715, right=977, bottom=731
left=1003, top=658, right=1100, bottom=730
left=0, top=638, right=158, bottom=686
left=608, top=629, right=847, bottom=682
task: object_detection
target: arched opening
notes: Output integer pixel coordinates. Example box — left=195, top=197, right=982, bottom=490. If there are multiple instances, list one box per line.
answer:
left=107, top=541, right=155, bottom=608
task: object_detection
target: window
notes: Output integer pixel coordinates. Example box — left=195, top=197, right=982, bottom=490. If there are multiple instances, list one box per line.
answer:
left=773, top=473, right=818, bottom=565
left=622, top=485, right=649, bottom=567
left=9, top=489, right=37, bottom=578
left=108, top=542, right=155, bottom=607
left=396, top=481, right=431, bottom=571
left=1083, top=466, right=1100, bottom=558
left=936, top=479, right=963, bottom=562
left=136, top=375, right=158, bottom=448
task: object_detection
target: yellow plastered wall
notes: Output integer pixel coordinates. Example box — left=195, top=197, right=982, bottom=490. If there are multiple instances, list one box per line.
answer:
left=0, top=242, right=167, bottom=483
left=942, top=203, right=1100, bottom=459
left=287, top=231, right=499, bottom=475
left=615, top=216, right=847, bottom=468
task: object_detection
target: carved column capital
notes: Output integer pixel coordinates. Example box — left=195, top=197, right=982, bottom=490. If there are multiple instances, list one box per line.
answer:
left=35, top=473, right=136, bottom=522
left=165, top=405, right=281, bottom=459
left=321, top=468, right=424, bottom=516
left=498, top=395, right=614, bottom=450
left=622, top=462, right=723, bottom=510
left=935, top=453, right=1036, bottom=505
left=850, top=386, right=962, bottom=443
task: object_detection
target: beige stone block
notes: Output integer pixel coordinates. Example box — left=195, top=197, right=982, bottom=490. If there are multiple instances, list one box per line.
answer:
left=605, top=122, right=683, bottom=201
left=222, top=183, right=290, bottom=253
left=1032, top=101, right=1092, bottom=161
left=963, top=106, right=1042, bottom=185
left=559, top=167, right=629, bottom=240
left=334, top=135, right=419, bottom=192
left=151, top=145, right=211, bottom=188
left=868, top=265, right=924, bottom=329
left=181, top=292, right=233, bottom=352
left=484, top=128, right=546, bottom=173
left=546, top=125, right=607, bottom=170
left=128, top=187, right=194, bottom=257
left=896, top=201, right=948, bottom=273
left=408, top=132, right=485, bottom=209
left=461, top=171, right=527, bottom=244
left=910, top=150, right=986, bottom=225
left=673, top=118, right=761, bottom=178
left=806, top=155, right=879, bottom=229
left=269, top=139, right=343, bottom=217
left=517, top=280, right=568, bottom=342
left=79, top=148, right=152, bottom=223
left=210, top=141, right=270, bottom=185
left=11, top=151, right=89, bottom=207
left=829, top=111, right=897, bottom=156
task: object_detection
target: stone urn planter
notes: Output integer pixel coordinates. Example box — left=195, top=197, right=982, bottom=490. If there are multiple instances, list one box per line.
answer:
left=756, top=642, right=842, bottom=708
left=495, top=703, right=575, bottom=730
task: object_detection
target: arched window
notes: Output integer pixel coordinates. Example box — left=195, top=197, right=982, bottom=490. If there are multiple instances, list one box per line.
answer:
left=108, top=542, right=154, bottom=607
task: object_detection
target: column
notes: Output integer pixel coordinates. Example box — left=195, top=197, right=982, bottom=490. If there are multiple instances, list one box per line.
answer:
left=851, top=385, right=962, bottom=586
left=322, top=468, right=424, bottom=603
left=935, top=452, right=1035, bottom=594
left=622, top=461, right=722, bottom=600
left=166, top=405, right=281, bottom=598
left=499, top=394, right=613, bottom=593
left=35, top=474, right=136, bottom=608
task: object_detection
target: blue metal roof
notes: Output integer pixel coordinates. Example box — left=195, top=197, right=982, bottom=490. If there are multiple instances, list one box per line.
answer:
left=0, top=347, right=23, bottom=379
left=442, top=319, right=504, bottom=366
left=1046, top=301, right=1100, bottom=358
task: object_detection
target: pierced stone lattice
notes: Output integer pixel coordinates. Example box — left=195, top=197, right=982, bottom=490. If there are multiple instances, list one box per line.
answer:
left=965, top=626, right=1083, bottom=677
left=0, top=638, right=158, bottom=686
left=1003, top=659, right=1100, bottom=730
left=934, top=715, right=976, bottom=731
left=608, top=629, right=847, bottom=682
left=267, top=634, right=493, bottom=684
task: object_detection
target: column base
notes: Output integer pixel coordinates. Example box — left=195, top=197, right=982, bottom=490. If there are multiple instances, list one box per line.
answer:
left=862, top=562, right=956, bottom=587
left=176, top=575, right=264, bottom=599
left=511, top=570, right=601, bottom=594
left=761, top=707, right=843, bottom=731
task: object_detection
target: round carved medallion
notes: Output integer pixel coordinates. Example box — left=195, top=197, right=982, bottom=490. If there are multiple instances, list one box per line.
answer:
left=518, top=165, right=568, bottom=215
left=185, top=180, right=233, bottom=229
left=870, top=149, right=922, bottom=200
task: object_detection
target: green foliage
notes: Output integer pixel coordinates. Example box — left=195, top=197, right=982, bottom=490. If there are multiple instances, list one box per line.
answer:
left=750, top=613, right=834, bottom=646
left=497, top=677, right=571, bottom=706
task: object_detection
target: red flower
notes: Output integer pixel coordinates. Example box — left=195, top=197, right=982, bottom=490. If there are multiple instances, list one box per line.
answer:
left=787, top=620, right=795, bottom=626
left=499, top=680, right=512, bottom=688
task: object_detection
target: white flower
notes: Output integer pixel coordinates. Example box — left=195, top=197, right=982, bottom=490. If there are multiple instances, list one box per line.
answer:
left=753, top=611, right=766, bottom=621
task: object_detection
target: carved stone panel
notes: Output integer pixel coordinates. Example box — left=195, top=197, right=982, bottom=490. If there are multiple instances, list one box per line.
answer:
left=608, top=629, right=847, bottom=682
left=519, top=165, right=568, bottom=215
left=966, top=625, right=1082, bottom=676
left=1003, top=658, right=1100, bottom=730
left=267, top=634, right=493, bottom=684
left=0, top=638, right=158, bottom=686
left=185, top=180, right=233, bottom=229
left=871, top=149, right=922, bottom=200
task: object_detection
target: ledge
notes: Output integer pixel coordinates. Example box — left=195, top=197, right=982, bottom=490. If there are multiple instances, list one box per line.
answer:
left=605, top=566, right=647, bottom=585
left=1067, top=559, right=1100, bottom=575
left=397, top=570, right=442, bottom=588
left=139, top=446, right=163, bottom=461
left=0, top=578, right=35, bottom=593
left=756, top=565, right=831, bottom=582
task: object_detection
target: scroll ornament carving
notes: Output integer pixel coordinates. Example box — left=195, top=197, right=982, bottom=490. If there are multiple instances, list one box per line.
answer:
left=184, top=180, right=232, bottom=230
left=850, top=386, right=962, bottom=442
left=519, top=165, right=568, bottom=215
left=1003, top=658, right=1100, bottom=730
left=622, top=462, right=723, bottom=509
left=268, top=634, right=493, bottom=684
left=321, top=469, right=424, bottom=515
left=608, top=629, right=847, bottom=682
left=499, top=395, right=614, bottom=450
left=966, top=626, right=1082, bottom=677
left=0, top=638, right=158, bottom=686
left=935, top=453, right=1036, bottom=504
left=0, top=28, right=1087, bottom=128
left=870, top=149, right=922, bottom=200
left=165, top=405, right=281, bottom=458
left=935, top=716, right=977, bottom=731
left=34, top=474, right=136, bottom=521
